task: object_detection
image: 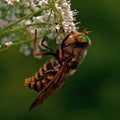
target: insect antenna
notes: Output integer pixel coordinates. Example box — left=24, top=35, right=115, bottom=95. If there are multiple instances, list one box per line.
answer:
left=82, top=28, right=91, bottom=35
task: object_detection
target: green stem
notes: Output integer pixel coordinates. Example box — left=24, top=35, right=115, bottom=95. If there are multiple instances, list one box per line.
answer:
left=0, top=33, right=44, bottom=48
left=0, top=23, right=46, bottom=37
left=50, top=0, right=63, bottom=26
left=0, top=38, right=32, bottom=52
left=0, top=39, right=32, bottom=48
left=0, top=6, right=50, bottom=33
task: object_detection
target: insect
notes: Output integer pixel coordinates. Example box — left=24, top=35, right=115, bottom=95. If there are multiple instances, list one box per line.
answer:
left=25, top=28, right=91, bottom=111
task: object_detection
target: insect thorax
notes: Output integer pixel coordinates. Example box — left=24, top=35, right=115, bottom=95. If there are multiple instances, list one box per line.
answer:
left=62, top=44, right=87, bottom=71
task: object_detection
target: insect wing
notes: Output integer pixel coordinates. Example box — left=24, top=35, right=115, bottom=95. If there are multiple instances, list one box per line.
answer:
left=29, top=61, right=68, bottom=111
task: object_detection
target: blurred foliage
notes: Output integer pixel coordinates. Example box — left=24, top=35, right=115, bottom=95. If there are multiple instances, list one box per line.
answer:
left=0, top=0, right=120, bottom=120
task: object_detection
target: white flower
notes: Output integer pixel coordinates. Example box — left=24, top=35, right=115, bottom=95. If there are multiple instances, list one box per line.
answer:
left=3, top=0, right=79, bottom=56
left=5, top=0, right=19, bottom=5
left=39, top=0, right=48, bottom=6
left=5, top=41, right=13, bottom=47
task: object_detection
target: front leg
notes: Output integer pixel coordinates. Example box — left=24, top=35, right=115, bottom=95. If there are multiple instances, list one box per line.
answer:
left=33, top=29, right=56, bottom=57
left=57, top=44, right=63, bottom=63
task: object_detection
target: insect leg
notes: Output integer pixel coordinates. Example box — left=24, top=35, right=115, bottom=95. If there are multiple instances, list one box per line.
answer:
left=58, top=32, right=72, bottom=62
left=61, top=32, right=71, bottom=47
left=41, top=39, right=53, bottom=52
left=58, top=44, right=62, bottom=63
left=33, top=29, right=55, bottom=57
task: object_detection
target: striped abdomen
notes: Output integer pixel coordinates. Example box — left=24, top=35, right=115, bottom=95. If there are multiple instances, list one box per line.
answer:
left=25, top=59, right=61, bottom=91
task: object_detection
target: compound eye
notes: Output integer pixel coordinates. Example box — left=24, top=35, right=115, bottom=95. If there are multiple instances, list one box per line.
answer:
left=76, top=34, right=91, bottom=46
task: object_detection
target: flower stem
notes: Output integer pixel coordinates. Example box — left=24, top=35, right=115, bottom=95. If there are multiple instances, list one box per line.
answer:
left=0, top=6, right=50, bottom=34
left=49, top=0, right=63, bottom=27
left=0, top=23, right=46, bottom=37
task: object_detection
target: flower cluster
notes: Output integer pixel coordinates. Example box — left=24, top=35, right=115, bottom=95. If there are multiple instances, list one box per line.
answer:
left=0, top=0, right=78, bottom=56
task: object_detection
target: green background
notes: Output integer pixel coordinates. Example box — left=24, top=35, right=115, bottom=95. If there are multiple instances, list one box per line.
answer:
left=0, top=0, right=120, bottom=120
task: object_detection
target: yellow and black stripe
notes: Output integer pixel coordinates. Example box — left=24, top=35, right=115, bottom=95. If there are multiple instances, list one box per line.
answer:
left=25, top=59, right=61, bottom=92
